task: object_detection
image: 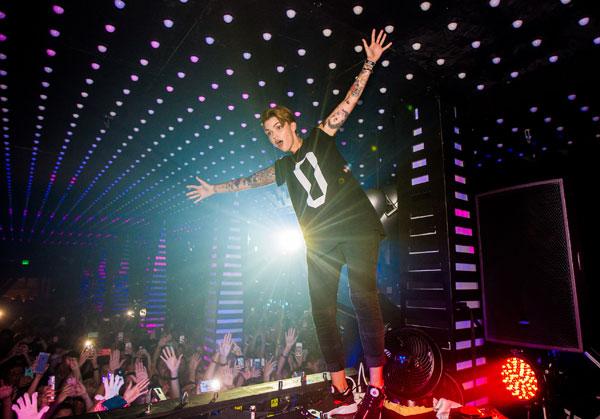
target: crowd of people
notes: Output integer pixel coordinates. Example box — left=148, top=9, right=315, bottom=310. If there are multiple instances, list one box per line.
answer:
left=0, top=305, right=325, bottom=418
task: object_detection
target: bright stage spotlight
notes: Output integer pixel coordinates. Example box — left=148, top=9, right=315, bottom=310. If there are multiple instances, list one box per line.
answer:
left=274, top=228, right=305, bottom=254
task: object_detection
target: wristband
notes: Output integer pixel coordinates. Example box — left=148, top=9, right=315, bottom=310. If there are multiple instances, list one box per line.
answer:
left=170, top=376, right=179, bottom=380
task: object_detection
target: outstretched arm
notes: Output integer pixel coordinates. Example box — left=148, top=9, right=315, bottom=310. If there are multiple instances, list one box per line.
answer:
left=186, top=165, right=275, bottom=203
left=319, top=29, right=392, bottom=137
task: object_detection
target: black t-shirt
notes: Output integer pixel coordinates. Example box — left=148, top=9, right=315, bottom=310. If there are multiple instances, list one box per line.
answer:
left=274, top=127, right=384, bottom=251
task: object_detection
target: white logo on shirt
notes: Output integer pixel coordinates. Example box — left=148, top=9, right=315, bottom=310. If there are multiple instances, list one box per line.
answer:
left=293, top=152, right=328, bottom=208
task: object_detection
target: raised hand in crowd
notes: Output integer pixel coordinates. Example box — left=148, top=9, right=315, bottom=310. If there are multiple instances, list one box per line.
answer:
left=98, top=373, right=124, bottom=401
left=123, top=377, right=149, bottom=405
left=218, top=332, right=233, bottom=363
left=187, top=352, right=202, bottom=383
left=263, top=357, right=276, bottom=382
left=160, top=346, right=182, bottom=398
left=11, top=392, right=49, bottom=419
left=132, top=358, right=148, bottom=384
left=109, top=349, right=125, bottom=373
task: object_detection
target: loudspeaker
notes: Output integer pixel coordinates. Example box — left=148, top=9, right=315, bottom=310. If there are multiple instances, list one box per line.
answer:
left=476, top=179, right=583, bottom=352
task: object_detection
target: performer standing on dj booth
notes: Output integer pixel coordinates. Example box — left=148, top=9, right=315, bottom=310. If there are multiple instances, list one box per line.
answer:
left=187, top=29, right=392, bottom=419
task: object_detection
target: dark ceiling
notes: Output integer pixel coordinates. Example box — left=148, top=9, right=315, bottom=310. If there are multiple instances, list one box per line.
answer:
left=0, top=0, right=598, bottom=246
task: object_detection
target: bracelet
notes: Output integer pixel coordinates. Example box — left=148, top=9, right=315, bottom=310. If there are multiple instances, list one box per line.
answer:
left=217, top=361, right=228, bottom=366
left=170, top=376, right=179, bottom=380
left=365, top=59, right=376, bottom=67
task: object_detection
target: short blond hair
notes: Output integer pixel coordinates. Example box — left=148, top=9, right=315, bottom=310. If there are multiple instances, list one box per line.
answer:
left=260, top=105, right=296, bottom=126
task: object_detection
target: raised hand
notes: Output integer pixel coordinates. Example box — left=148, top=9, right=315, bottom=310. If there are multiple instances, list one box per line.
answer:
left=362, top=29, right=392, bottom=63
left=160, top=346, right=183, bottom=376
left=11, top=393, right=50, bottom=419
left=133, top=358, right=148, bottom=384
left=186, top=177, right=216, bottom=204
left=78, top=347, right=91, bottom=367
left=218, top=333, right=233, bottom=361
left=123, top=377, right=149, bottom=405
left=220, top=367, right=235, bottom=388
left=188, top=352, right=201, bottom=377
left=263, top=357, right=276, bottom=382
left=99, top=374, right=124, bottom=400
left=284, top=328, right=297, bottom=352
left=109, top=349, right=125, bottom=372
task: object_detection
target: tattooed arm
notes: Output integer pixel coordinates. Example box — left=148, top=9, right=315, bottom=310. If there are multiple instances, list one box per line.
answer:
left=186, top=166, right=275, bottom=203
left=319, top=29, right=392, bottom=137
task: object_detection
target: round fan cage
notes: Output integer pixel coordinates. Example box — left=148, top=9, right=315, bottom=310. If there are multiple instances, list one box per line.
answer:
left=383, top=327, right=444, bottom=400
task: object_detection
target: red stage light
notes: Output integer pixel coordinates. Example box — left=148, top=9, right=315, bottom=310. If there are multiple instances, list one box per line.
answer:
left=500, top=357, right=539, bottom=401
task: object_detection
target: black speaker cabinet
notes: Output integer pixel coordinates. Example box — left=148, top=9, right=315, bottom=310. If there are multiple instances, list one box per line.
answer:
left=476, top=179, right=583, bottom=352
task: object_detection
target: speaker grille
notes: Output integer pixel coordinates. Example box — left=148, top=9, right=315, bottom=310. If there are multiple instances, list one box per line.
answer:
left=476, top=179, right=582, bottom=352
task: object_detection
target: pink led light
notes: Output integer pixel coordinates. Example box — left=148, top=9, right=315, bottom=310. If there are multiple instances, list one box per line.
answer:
left=190, top=55, right=199, bottom=63
left=91, top=62, right=100, bottom=70
left=130, top=74, right=139, bottom=81
left=198, top=96, right=206, bottom=102
left=166, top=85, right=174, bottom=92
left=455, top=226, right=473, bottom=236
left=105, top=24, right=116, bottom=33
left=46, top=49, right=56, bottom=57
left=0, top=34, right=6, bottom=42
left=140, top=58, right=149, bottom=66
left=52, top=5, right=65, bottom=15
left=241, top=93, right=249, bottom=100
left=97, top=45, right=108, bottom=53
left=455, top=208, right=471, bottom=218
left=150, top=40, right=160, bottom=48
left=294, top=111, right=301, bottom=117
left=0, top=11, right=5, bottom=19
left=269, top=102, right=277, bottom=108
left=211, top=83, right=219, bottom=89
left=49, top=29, right=60, bottom=37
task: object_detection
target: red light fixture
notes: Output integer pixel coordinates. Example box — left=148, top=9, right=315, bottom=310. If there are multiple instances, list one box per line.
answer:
left=500, top=357, right=539, bottom=401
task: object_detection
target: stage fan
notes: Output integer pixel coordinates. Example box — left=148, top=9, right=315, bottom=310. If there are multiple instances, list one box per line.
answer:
left=383, top=327, right=444, bottom=401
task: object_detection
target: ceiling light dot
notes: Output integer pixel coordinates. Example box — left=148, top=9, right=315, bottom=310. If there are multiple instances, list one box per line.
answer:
left=223, top=14, right=233, bottom=23
left=114, top=0, right=126, bottom=9
left=242, top=52, right=252, bottom=60
left=354, top=45, right=363, bottom=53
left=530, top=106, right=538, bottom=112
left=328, top=62, right=337, bottom=69
left=447, top=22, right=458, bottom=31
left=420, top=2, right=431, bottom=11
left=164, top=19, right=174, bottom=28
left=190, top=55, right=199, bottom=63
left=97, top=45, right=108, bottom=53
left=306, top=78, right=314, bottom=84
left=286, top=9, right=296, bottom=18
left=593, top=37, right=600, bottom=45
left=532, top=38, right=542, bottom=47
left=379, top=87, right=387, bottom=94
left=436, top=58, right=445, bottom=65
left=477, top=84, right=485, bottom=90
left=458, top=72, right=466, bottom=79
left=548, top=55, right=558, bottom=63
left=471, top=40, right=481, bottom=48
left=297, top=49, right=306, bottom=56
left=140, top=58, right=149, bottom=66
left=105, top=24, right=116, bottom=33
left=560, top=0, right=571, bottom=4
left=412, top=42, right=421, bottom=50
left=489, top=0, right=500, bottom=7
left=225, top=68, right=234, bottom=76
left=578, top=17, right=589, bottom=26
left=568, top=94, right=576, bottom=100
left=262, top=32, right=272, bottom=41
left=50, top=29, right=61, bottom=37
left=353, top=5, right=364, bottom=15
left=492, top=56, right=501, bottom=64
left=322, top=28, right=332, bottom=37
left=276, top=65, right=285, bottom=73
left=258, top=80, right=266, bottom=87
left=177, top=71, right=186, bottom=78
left=405, top=73, right=414, bottom=80
left=91, top=62, right=100, bottom=70
left=150, top=40, right=160, bottom=48
left=205, top=36, right=215, bottom=45
left=52, top=5, right=65, bottom=15
left=512, top=19, right=523, bottom=28
left=510, top=71, right=519, bottom=78
left=385, top=25, right=394, bottom=33
left=381, top=60, right=390, bottom=67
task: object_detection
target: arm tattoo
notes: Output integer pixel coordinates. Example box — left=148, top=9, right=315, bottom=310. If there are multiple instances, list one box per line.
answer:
left=215, top=166, right=275, bottom=193
left=350, top=68, right=371, bottom=98
left=327, top=109, right=349, bottom=130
